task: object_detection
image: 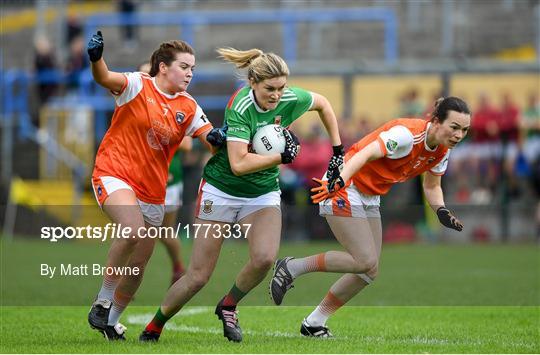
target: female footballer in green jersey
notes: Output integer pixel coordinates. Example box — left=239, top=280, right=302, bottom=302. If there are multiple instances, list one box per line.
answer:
left=140, top=47, right=343, bottom=343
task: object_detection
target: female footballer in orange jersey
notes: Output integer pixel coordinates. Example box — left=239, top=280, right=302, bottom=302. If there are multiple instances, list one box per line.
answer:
left=85, top=31, right=224, bottom=340
left=270, top=97, right=470, bottom=337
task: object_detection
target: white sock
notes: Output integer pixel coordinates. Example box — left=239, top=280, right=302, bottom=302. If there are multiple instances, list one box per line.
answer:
left=305, top=306, right=328, bottom=327
left=107, top=305, right=123, bottom=326
left=97, top=276, right=118, bottom=301
left=287, top=253, right=326, bottom=279
left=107, top=290, right=131, bottom=326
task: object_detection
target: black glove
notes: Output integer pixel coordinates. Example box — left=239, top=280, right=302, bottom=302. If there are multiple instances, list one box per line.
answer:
left=87, top=31, right=104, bottom=62
left=328, top=175, right=345, bottom=192
left=280, top=129, right=300, bottom=164
left=437, top=207, right=463, bottom=231
left=327, top=144, right=344, bottom=181
left=206, top=125, right=228, bottom=147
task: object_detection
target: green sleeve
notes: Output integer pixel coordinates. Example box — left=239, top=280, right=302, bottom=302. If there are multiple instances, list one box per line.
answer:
left=225, top=109, right=251, bottom=142
left=289, top=87, right=314, bottom=122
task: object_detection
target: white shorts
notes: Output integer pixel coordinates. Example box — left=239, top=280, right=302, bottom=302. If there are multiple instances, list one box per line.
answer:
left=319, top=182, right=381, bottom=218
left=91, top=176, right=165, bottom=226
left=165, top=182, right=184, bottom=213
left=195, top=180, right=281, bottom=223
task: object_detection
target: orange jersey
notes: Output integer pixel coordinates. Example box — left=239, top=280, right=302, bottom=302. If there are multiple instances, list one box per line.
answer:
left=92, top=72, right=212, bottom=204
left=347, top=118, right=450, bottom=196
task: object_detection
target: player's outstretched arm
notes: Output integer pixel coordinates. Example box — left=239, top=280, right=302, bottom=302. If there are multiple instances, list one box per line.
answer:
left=339, top=141, right=383, bottom=182
left=87, top=31, right=126, bottom=93
left=423, top=173, right=463, bottom=231
left=310, top=141, right=383, bottom=203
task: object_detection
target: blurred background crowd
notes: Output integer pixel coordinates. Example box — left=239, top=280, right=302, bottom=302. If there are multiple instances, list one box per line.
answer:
left=1, top=0, right=539, bottom=243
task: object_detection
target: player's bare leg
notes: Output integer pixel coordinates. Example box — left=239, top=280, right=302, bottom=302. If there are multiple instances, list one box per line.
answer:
left=161, top=210, right=185, bottom=284
left=235, top=207, right=282, bottom=293
left=302, top=216, right=382, bottom=337
left=88, top=189, right=146, bottom=340
left=270, top=215, right=378, bottom=306
left=140, top=219, right=227, bottom=342
left=212, top=207, right=282, bottom=342
left=107, top=222, right=157, bottom=327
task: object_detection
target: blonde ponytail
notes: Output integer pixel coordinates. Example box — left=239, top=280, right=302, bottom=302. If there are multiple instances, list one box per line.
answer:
left=217, top=47, right=289, bottom=83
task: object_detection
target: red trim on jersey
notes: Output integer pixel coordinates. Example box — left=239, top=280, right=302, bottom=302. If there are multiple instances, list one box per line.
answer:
left=226, top=88, right=243, bottom=109
left=195, top=179, right=206, bottom=216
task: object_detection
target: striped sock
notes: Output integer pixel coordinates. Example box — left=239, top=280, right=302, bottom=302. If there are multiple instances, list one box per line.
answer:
left=221, top=284, right=247, bottom=307
left=145, top=308, right=171, bottom=334
left=97, top=274, right=120, bottom=301
left=287, top=253, right=326, bottom=278
left=306, top=291, right=345, bottom=327
left=107, top=289, right=132, bottom=326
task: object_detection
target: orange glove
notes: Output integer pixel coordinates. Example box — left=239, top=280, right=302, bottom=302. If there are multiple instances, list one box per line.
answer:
left=310, top=176, right=345, bottom=204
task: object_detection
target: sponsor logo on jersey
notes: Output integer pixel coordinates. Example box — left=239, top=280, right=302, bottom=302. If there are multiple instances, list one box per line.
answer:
left=202, top=200, right=213, bottom=214
left=257, top=121, right=269, bottom=127
left=337, top=199, right=346, bottom=209
left=386, top=139, right=398, bottom=152
left=146, top=97, right=155, bottom=104
left=176, top=111, right=185, bottom=124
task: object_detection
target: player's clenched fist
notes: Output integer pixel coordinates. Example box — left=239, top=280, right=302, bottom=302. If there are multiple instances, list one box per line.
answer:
left=327, top=144, right=344, bottom=182
left=281, top=129, right=300, bottom=164
left=87, top=30, right=104, bottom=62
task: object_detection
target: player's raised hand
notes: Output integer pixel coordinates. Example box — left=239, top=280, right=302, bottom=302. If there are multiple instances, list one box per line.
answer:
left=280, top=129, right=300, bottom=164
left=87, top=30, right=104, bottom=62
left=310, top=176, right=345, bottom=203
left=327, top=144, right=344, bottom=181
left=436, top=207, right=463, bottom=231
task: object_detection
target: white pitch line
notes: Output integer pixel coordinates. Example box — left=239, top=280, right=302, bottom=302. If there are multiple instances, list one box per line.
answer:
left=126, top=309, right=309, bottom=339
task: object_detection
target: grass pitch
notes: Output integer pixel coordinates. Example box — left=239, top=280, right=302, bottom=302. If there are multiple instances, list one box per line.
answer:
left=1, top=238, right=538, bottom=353
left=1, top=306, right=537, bottom=353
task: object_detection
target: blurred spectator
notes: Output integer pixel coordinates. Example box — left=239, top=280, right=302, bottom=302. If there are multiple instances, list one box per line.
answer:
left=521, top=92, right=540, bottom=164
left=65, top=35, right=89, bottom=90
left=499, top=92, right=521, bottom=195
left=118, top=0, right=139, bottom=50
left=138, top=61, right=151, bottom=74
left=521, top=93, right=540, bottom=240
left=290, top=124, right=332, bottom=188
left=423, top=91, right=445, bottom=120
left=66, top=14, right=83, bottom=46
left=398, top=87, right=424, bottom=118
left=470, top=93, right=502, bottom=198
left=288, top=123, right=333, bottom=240
left=339, top=116, right=373, bottom=150
left=34, top=35, right=58, bottom=105
left=500, top=92, right=520, bottom=144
